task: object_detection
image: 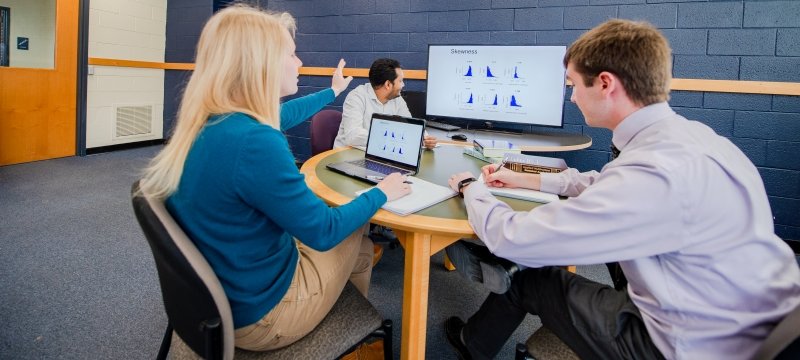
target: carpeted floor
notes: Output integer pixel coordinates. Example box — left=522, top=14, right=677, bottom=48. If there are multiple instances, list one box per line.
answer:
left=0, top=146, right=610, bottom=359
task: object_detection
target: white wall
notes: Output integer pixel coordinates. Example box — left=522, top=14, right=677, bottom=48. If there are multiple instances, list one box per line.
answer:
left=0, top=0, right=56, bottom=69
left=86, top=0, right=167, bottom=148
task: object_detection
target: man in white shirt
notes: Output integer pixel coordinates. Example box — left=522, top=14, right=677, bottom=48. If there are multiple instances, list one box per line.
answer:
left=444, top=19, right=800, bottom=360
left=334, top=58, right=437, bottom=246
left=333, top=58, right=437, bottom=149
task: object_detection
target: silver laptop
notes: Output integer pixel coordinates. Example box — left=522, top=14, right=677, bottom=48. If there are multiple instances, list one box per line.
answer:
left=326, top=113, right=426, bottom=183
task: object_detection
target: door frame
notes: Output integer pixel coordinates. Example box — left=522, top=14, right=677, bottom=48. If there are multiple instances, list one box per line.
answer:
left=0, top=6, right=9, bottom=67
left=76, top=0, right=88, bottom=156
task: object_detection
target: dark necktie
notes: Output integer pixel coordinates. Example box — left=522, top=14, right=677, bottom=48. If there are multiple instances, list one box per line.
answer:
left=607, top=144, right=627, bottom=289
left=611, top=145, right=621, bottom=160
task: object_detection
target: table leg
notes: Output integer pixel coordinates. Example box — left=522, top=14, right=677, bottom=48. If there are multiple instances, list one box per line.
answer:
left=400, top=231, right=432, bottom=360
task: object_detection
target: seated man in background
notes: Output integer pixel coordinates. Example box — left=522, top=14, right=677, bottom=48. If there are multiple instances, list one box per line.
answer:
left=335, top=58, right=437, bottom=244
left=334, top=58, right=437, bottom=149
left=444, top=19, right=800, bottom=360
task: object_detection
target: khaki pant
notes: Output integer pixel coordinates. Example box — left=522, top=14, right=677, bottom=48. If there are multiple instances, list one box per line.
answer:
left=234, top=224, right=373, bottom=351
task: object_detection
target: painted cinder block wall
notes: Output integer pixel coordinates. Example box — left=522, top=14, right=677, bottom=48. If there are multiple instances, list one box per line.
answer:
left=87, top=0, right=167, bottom=149
left=164, top=0, right=800, bottom=240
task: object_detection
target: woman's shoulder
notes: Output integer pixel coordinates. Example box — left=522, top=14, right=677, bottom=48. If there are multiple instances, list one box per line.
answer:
left=209, top=112, right=280, bottom=133
left=201, top=113, right=285, bottom=154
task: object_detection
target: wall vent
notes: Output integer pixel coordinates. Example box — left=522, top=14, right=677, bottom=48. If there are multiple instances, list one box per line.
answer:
left=115, top=105, right=153, bottom=138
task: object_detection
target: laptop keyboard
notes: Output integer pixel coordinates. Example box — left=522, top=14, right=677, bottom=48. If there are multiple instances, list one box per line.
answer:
left=351, top=159, right=410, bottom=175
left=426, top=120, right=460, bottom=131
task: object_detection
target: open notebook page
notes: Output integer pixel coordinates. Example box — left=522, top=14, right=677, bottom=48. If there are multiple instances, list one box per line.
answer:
left=356, top=176, right=457, bottom=216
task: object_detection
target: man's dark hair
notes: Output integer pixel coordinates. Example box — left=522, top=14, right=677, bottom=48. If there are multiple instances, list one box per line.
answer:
left=368, top=58, right=401, bottom=88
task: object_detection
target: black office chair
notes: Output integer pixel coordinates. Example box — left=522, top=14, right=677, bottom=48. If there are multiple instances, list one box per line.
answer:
left=753, top=302, right=800, bottom=360
left=401, top=91, right=427, bottom=119
left=131, top=180, right=393, bottom=360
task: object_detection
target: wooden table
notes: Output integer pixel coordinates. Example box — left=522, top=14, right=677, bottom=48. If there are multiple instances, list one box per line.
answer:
left=301, top=144, right=551, bottom=360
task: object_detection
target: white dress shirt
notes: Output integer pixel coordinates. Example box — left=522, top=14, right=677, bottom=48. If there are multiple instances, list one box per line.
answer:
left=333, top=82, right=412, bottom=148
left=463, top=102, right=800, bottom=359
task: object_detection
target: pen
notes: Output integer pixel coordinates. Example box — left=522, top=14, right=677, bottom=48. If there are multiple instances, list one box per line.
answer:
left=366, top=175, right=413, bottom=184
left=495, top=160, right=507, bottom=173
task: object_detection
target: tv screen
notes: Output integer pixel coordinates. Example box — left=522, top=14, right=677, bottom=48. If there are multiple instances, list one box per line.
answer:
left=425, top=45, right=567, bottom=128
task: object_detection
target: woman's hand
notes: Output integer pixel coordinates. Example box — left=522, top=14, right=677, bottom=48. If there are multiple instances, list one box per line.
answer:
left=331, top=59, right=354, bottom=96
left=375, top=172, right=412, bottom=201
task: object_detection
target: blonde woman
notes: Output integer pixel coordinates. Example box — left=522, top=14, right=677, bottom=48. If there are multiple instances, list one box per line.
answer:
left=139, top=4, right=410, bottom=351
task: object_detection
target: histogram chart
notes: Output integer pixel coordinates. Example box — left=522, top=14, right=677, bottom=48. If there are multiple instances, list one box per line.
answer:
left=379, top=129, right=408, bottom=155
left=506, top=64, right=526, bottom=83
left=485, top=93, right=499, bottom=107
left=426, top=45, right=567, bottom=128
left=485, top=66, right=496, bottom=78
left=453, top=90, right=476, bottom=106
left=452, top=59, right=532, bottom=116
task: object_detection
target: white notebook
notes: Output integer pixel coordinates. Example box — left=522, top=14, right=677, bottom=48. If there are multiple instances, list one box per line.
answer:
left=477, top=174, right=559, bottom=204
left=356, top=176, right=457, bottom=216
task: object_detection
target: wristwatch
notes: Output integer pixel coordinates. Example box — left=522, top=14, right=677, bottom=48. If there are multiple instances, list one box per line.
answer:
left=457, top=177, right=477, bottom=198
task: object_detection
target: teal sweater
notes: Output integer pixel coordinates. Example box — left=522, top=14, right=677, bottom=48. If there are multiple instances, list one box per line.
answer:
left=166, top=89, right=386, bottom=328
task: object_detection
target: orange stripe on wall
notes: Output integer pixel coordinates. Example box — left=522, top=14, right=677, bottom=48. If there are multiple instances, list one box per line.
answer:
left=87, top=58, right=800, bottom=96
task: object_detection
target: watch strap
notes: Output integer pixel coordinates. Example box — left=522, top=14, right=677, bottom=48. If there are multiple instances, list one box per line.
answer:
left=458, top=177, right=477, bottom=197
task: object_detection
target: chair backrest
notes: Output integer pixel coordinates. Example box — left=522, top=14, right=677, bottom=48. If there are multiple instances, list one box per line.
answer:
left=401, top=90, right=427, bottom=119
left=131, top=181, right=235, bottom=360
left=310, top=109, right=343, bottom=156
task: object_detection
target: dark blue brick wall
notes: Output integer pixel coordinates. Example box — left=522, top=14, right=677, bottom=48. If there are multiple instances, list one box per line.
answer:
left=674, top=108, right=735, bottom=137
left=564, top=6, right=618, bottom=29
left=514, top=7, right=563, bottom=30
left=661, top=29, right=707, bottom=55
left=744, top=1, right=800, bottom=28
left=669, top=90, right=703, bottom=108
left=703, top=93, right=772, bottom=112
left=163, top=0, right=214, bottom=135
left=730, top=137, right=767, bottom=167
left=741, top=57, right=800, bottom=82
left=619, top=4, right=677, bottom=28
left=470, top=9, right=514, bottom=31
left=678, top=2, right=742, bottom=28
left=153, top=0, right=799, bottom=239
left=673, top=55, right=740, bottom=80
left=777, top=29, right=800, bottom=56
left=708, top=29, right=775, bottom=56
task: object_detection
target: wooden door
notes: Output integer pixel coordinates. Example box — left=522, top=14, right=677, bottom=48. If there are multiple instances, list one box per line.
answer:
left=0, top=0, right=78, bottom=165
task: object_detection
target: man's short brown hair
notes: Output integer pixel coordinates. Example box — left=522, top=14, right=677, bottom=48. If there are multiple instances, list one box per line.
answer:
left=564, top=19, right=672, bottom=106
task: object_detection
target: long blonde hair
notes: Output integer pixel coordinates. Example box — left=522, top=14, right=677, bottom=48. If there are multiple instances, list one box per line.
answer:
left=140, top=5, right=296, bottom=199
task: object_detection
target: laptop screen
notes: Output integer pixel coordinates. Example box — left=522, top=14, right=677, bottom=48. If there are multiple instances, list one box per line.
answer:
left=365, top=114, right=425, bottom=168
